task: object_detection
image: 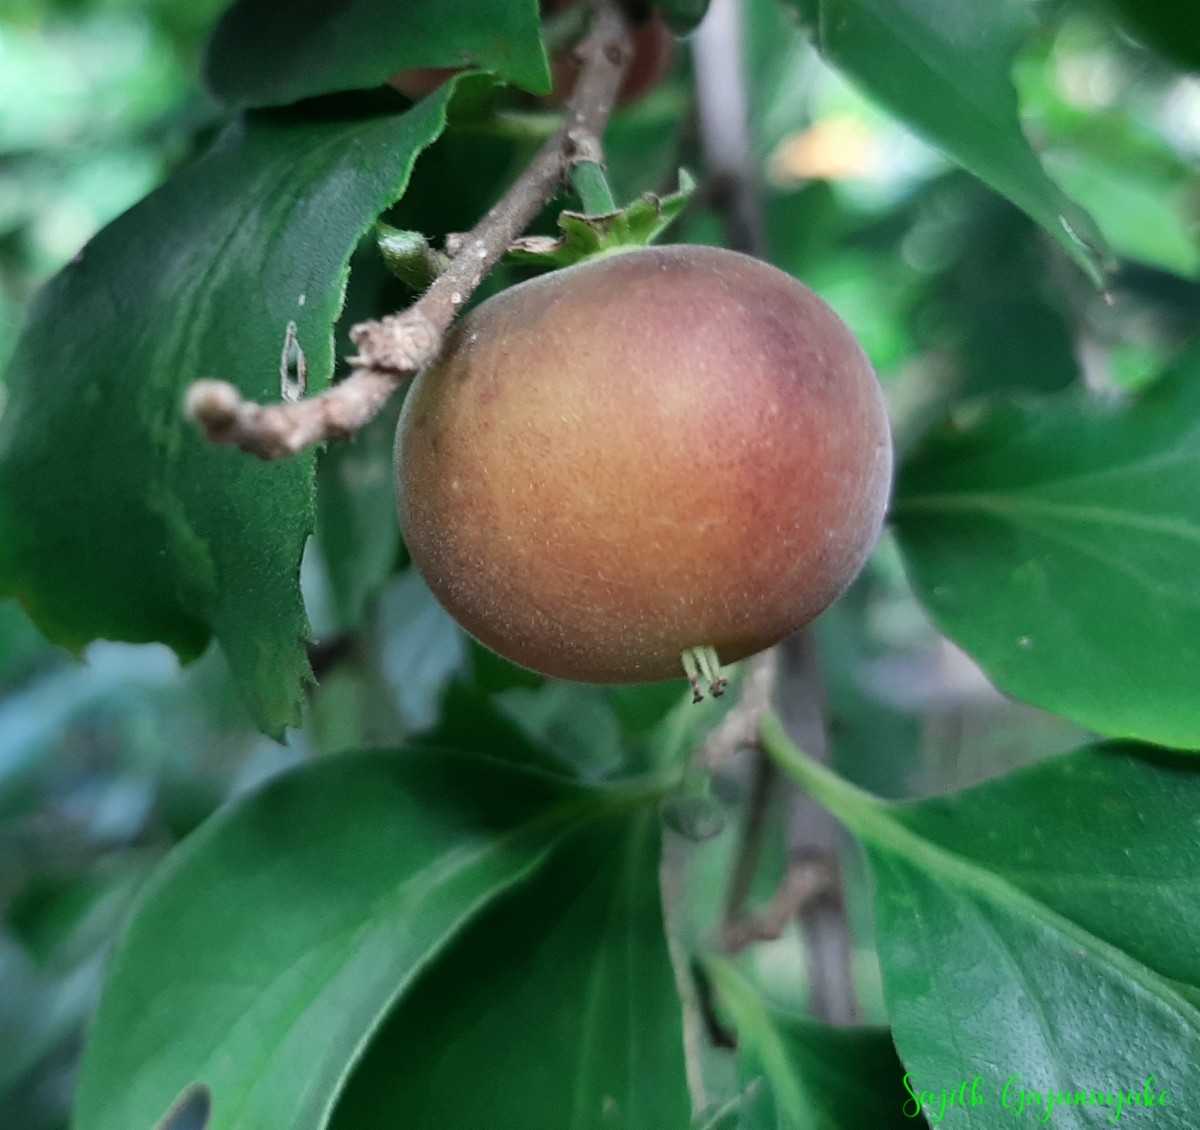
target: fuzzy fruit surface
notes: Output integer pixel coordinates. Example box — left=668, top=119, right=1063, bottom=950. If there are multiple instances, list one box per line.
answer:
left=394, top=245, right=892, bottom=684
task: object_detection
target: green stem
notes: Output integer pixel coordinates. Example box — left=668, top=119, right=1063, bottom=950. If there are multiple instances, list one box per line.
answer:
left=570, top=159, right=618, bottom=215
left=757, top=713, right=882, bottom=837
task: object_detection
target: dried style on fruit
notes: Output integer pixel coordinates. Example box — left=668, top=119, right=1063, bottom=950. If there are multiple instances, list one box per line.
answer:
left=394, top=245, right=892, bottom=693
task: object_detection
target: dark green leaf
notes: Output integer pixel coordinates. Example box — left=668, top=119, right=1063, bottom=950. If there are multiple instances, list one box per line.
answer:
left=331, top=812, right=691, bottom=1129
left=603, top=94, right=690, bottom=205
left=313, top=399, right=402, bottom=632
left=0, top=599, right=59, bottom=691
left=7, top=857, right=152, bottom=973
left=204, top=0, right=550, bottom=110
left=764, top=721, right=1200, bottom=1130
left=912, top=181, right=1080, bottom=399
left=893, top=353, right=1200, bottom=748
left=312, top=232, right=412, bottom=632
left=1107, top=0, right=1200, bottom=73
left=495, top=681, right=626, bottom=779
left=0, top=93, right=453, bottom=736
left=74, top=747, right=624, bottom=1130
left=785, top=0, right=1111, bottom=284
left=705, top=956, right=922, bottom=1129
left=1044, top=148, right=1200, bottom=280
left=420, top=680, right=570, bottom=775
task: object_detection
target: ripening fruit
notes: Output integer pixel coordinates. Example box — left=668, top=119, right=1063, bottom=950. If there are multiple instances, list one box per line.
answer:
left=394, top=245, right=892, bottom=694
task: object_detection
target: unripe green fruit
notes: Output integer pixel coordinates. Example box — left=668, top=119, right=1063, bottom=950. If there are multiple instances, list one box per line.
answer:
left=394, top=245, right=892, bottom=688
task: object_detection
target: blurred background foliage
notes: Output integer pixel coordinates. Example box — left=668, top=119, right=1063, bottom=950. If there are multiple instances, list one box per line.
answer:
left=0, top=0, right=1196, bottom=1125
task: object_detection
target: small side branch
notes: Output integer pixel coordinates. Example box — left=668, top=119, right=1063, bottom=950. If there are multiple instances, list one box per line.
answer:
left=186, top=0, right=632, bottom=460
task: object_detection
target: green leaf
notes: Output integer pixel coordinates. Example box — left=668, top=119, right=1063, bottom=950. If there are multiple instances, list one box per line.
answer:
left=1044, top=148, right=1200, bottom=279
left=704, top=956, right=922, bottom=1129
left=785, top=0, right=1111, bottom=284
left=330, top=812, right=691, bottom=1129
left=420, top=680, right=571, bottom=775
left=1107, top=0, right=1200, bottom=74
left=313, top=393, right=402, bottom=633
left=763, top=721, right=1200, bottom=1130
left=0, top=92, right=453, bottom=736
left=204, top=0, right=551, bottom=110
left=74, top=747, right=638, bottom=1130
left=892, top=354, right=1200, bottom=749
left=7, top=856, right=152, bottom=973
left=0, top=599, right=58, bottom=691
left=913, top=181, right=1080, bottom=399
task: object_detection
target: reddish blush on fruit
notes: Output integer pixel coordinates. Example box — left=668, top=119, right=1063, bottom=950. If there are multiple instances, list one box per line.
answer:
left=394, top=245, right=893, bottom=695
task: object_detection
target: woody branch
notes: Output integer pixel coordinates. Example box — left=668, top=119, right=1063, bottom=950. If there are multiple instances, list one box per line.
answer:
left=185, top=0, right=631, bottom=460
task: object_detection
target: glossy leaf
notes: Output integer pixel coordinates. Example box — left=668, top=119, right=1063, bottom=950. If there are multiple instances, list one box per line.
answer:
left=705, top=956, right=921, bottom=1129
left=785, top=0, right=1111, bottom=284
left=74, top=747, right=629, bottom=1130
left=764, top=720, right=1200, bottom=1130
left=893, top=355, right=1200, bottom=749
left=204, top=0, right=550, bottom=109
left=1044, top=149, right=1200, bottom=280
left=0, top=92, right=453, bottom=736
left=331, top=812, right=691, bottom=1129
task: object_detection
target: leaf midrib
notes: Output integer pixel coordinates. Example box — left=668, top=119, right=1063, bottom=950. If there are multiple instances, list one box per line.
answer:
left=861, top=802, right=1200, bottom=1030
left=894, top=492, right=1200, bottom=548
left=760, top=727, right=1200, bottom=1039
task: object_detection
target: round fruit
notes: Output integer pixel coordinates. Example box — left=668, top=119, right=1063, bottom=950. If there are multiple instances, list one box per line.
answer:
left=394, top=245, right=892, bottom=689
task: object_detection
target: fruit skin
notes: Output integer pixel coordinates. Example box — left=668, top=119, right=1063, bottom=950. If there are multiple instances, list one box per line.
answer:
left=387, top=12, right=674, bottom=106
left=394, top=245, right=892, bottom=684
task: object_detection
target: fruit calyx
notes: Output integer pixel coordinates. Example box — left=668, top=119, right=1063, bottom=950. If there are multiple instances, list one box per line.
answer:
left=682, top=646, right=728, bottom=703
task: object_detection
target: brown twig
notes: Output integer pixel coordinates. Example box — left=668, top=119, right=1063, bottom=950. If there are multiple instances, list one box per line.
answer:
left=186, top=0, right=632, bottom=460
left=721, top=854, right=832, bottom=954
